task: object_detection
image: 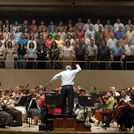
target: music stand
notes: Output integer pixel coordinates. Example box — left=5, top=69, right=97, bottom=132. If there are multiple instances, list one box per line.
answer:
left=78, top=96, right=97, bottom=121
left=78, top=96, right=94, bottom=107
left=45, top=95, right=61, bottom=107
left=21, top=95, right=34, bottom=128
left=39, top=95, right=61, bottom=131
left=44, top=91, right=56, bottom=96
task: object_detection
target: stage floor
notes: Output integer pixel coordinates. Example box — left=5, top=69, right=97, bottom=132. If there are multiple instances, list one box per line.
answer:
left=0, top=122, right=134, bottom=134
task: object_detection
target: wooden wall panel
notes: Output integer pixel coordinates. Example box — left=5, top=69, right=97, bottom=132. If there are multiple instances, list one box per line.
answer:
left=0, top=0, right=133, bottom=16
left=0, top=69, right=134, bottom=92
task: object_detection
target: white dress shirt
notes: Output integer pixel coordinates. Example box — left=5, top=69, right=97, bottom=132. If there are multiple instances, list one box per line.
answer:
left=94, top=24, right=104, bottom=32
left=85, top=38, right=91, bottom=46
left=3, top=32, right=11, bottom=41
left=124, top=44, right=134, bottom=56
left=83, top=23, right=94, bottom=32
left=27, top=40, right=37, bottom=49
left=124, top=95, right=131, bottom=103
left=125, top=24, right=134, bottom=32
left=58, top=32, right=67, bottom=43
left=4, top=98, right=15, bottom=108
left=51, top=64, right=81, bottom=86
left=86, top=45, right=98, bottom=56
left=114, top=91, right=120, bottom=97
left=126, top=31, right=134, bottom=40
left=113, top=23, right=125, bottom=32
left=85, top=30, right=95, bottom=39
left=0, top=45, right=5, bottom=55
left=1, top=39, right=5, bottom=45
left=107, top=38, right=117, bottom=50
left=66, top=39, right=75, bottom=47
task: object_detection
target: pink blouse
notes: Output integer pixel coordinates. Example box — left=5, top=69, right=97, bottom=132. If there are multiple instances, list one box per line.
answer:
left=75, top=30, right=85, bottom=38
left=29, top=25, right=38, bottom=33
left=45, top=39, right=53, bottom=48
left=61, top=46, right=75, bottom=60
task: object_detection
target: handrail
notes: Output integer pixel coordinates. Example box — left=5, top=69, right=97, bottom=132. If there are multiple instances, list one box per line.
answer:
left=0, top=59, right=127, bottom=70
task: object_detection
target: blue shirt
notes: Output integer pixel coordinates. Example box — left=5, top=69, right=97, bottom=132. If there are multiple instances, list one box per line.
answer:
left=131, top=39, right=134, bottom=45
left=17, top=39, right=28, bottom=46
left=78, top=104, right=88, bottom=109
left=114, top=30, right=125, bottom=40
left=36, top=39, right=45, bottom=49
left=112, top=45, right=124, bottom=56
left=48, top=25, right=56, bottom=33
left=14, top=32, right=22, bottom=41
left=74, top=97, right=88, bottom=109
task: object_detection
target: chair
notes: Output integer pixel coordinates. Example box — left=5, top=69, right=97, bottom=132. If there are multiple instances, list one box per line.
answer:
left=0, top=120, right=5, bottom=128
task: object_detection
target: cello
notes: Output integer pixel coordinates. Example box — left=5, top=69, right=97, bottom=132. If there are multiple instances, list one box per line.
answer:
left=112, top=99, right=130, bottom=122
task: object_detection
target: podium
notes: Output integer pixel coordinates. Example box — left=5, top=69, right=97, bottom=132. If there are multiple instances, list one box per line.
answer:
left=53, top=114, right=91, bottom=132
left=39, top=95, right=91, bottom=132
left=53, top=114, right=76, bottom=131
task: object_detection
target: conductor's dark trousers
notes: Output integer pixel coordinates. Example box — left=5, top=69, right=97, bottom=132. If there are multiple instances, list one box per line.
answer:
left=61, top=85, right=74, bottom=114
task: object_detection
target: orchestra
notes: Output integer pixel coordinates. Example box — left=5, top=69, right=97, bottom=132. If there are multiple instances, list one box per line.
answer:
left=0, top=84, right=134, bottom=132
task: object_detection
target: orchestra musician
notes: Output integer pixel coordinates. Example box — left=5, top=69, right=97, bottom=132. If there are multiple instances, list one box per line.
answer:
left=93, top=92, right=107, bottom=114
left=126, top=87, right=131, bottom=96
left=109, top=86, right=120, bottom=104
left=109, top=86, right=120, bottom=98
left=28, top=89, right=41, bottom=125
left=74, top=89, right=93, bottom=126
left=94, top=91, right=115, bottom=127
left=38, top=88, right=48, bottom=124
left=113, top=89, right=134, bottom=131
left=88, top=86, right=97, bottom=97
left=74, top=89, right=89, bottom=120
left=0, top=89, right=13, bottom=127
left=3, top=88, right=22, bottom=126
left=14, top=87, right=27, bottom=122
left=120, top=89, right=131, bottom=103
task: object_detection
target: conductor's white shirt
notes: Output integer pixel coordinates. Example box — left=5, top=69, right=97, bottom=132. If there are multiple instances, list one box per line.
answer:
left=51, top=64, right=81, bottom=86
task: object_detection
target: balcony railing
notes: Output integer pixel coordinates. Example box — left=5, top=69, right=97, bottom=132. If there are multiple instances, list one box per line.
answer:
left=0, top=59, right=132, bottom=70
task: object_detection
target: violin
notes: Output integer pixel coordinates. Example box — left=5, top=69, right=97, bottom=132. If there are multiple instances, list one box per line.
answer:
left=103, top=95, right=109, bottom=100
left=31, top=93, right=40, bottom=100
left=0, top=96, right=8, bottom=103
left=96, top=95, right=109, bottom=104
left=3, top=95, right=16, bottom=101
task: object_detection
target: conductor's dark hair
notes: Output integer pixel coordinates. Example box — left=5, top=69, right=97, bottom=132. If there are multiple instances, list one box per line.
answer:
left=80, top=89, right=86, bottom=93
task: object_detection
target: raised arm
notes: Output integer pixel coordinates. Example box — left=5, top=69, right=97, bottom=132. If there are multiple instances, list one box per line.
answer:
left=72, top=64, right=81, bottom=75
left=76, top=64, right=81, bottom=71
left=49, top=72, right=62, bottom=86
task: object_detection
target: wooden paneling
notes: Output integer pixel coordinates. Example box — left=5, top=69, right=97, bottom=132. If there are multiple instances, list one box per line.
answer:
left=0, top=69, right=134, bottom=91
left=53, top=117, right=76, bottom=131
left=53, top=116, right=91, bottom=131
left=0, top=0, right=133, bottom=16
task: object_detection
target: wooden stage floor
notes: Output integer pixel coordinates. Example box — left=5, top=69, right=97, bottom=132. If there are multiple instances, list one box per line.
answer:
left=0, top=122, right=134, bottom=134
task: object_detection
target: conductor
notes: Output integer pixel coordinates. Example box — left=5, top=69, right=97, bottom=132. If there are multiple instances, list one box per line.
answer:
left=49, top=64, right=81, bottom=114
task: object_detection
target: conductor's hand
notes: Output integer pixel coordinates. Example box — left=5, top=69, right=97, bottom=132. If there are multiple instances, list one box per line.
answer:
left=76, top=64, right=79, bottom=67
